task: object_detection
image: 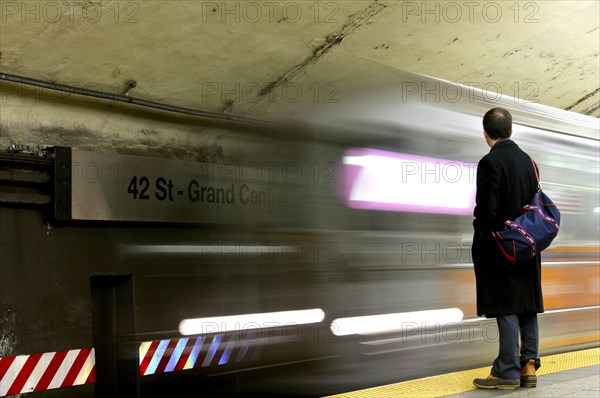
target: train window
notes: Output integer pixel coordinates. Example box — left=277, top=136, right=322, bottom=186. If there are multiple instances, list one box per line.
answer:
left=341, top=148, right=477, bottom=215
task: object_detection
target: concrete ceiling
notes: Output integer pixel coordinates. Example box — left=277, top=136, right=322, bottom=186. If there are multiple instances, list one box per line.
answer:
left=0, top=1, right=598, bottom=149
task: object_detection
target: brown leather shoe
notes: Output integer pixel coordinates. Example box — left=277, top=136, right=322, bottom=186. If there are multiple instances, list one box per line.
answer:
left=473, top=374, right=520, bottom=390
left=520, top=359, right=537, bottom=387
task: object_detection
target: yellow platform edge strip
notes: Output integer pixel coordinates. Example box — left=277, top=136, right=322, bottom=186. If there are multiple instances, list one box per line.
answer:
left=325, top=347, right=600, bottom=398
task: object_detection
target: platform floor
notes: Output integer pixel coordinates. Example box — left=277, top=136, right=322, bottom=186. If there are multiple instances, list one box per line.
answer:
left=326, top=347, right=600, bottom=398
left=446, top=364, right=599, bottom=397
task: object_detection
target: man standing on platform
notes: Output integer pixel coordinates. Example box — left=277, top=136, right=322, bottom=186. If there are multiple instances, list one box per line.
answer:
left=471, top=108, right=542, bottom=390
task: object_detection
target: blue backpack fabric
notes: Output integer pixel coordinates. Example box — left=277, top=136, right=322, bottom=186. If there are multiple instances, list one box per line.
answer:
left=492, top=160, right=561, bottom=264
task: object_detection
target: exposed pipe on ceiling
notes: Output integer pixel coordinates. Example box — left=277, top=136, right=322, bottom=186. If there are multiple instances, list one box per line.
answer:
left=0, top=72, right=278, bottom=129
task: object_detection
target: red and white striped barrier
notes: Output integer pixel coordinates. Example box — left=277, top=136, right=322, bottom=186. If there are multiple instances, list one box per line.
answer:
left=1, top=334, right=259, bottom=395
left=0, top=348, right=95, bottom=397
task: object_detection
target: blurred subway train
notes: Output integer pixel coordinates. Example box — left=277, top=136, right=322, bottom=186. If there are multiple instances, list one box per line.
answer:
left=1, top=74, right=598, bottom=397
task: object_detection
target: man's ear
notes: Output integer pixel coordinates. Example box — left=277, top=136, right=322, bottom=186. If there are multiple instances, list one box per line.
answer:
left=483, top=130, right=495, bottom=148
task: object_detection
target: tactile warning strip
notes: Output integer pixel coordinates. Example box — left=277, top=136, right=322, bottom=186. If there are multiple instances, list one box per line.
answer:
left=325, top=347, right=600, bottom=398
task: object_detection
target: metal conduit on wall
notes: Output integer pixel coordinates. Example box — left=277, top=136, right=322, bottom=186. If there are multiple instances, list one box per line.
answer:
left=0, top=72, right=277, bottom=129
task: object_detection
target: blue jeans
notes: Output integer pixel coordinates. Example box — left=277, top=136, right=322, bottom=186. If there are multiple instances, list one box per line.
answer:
left=491, top=314, right=540, bottom=379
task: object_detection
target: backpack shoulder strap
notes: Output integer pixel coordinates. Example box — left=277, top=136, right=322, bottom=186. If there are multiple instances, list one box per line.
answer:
left=530, top=158, right=541, bottom=191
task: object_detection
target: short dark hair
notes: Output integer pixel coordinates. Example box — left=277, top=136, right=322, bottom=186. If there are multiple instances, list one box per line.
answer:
left=483, top=108, right=512, bottom=139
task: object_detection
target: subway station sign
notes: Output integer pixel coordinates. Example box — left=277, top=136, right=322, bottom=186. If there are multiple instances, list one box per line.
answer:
left=53, top=147, right=296, bottom=223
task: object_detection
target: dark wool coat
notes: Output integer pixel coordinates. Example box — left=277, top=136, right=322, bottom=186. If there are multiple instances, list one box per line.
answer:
left=472, top=139, right=544, bottom=317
